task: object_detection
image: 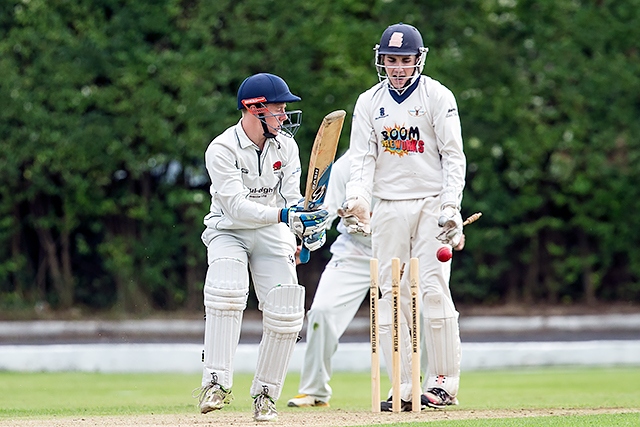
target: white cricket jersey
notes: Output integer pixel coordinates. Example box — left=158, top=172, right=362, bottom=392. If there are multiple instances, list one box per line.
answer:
left=203, top=119, right=303, bottom=230
left=348, top=75, right=466, bottom=208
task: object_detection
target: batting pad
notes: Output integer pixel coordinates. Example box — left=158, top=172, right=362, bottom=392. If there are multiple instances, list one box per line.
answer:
left=203, top=257, right=248, bottom=311
left=251, top=284, right=305, bottom=399
left=423, top=292, right=461, bottom=396
left=378, top=298, right=416, bottom=401
left=202, top=257, right=248, bottom=388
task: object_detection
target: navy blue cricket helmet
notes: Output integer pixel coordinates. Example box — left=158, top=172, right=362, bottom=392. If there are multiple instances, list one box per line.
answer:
left=374, top=23, right=429, bottom=92
left=377, top=23, right=425, bottom=56
left=237, top=73, right=301, bottom=110
left=236, top=73, right=302, bottom=138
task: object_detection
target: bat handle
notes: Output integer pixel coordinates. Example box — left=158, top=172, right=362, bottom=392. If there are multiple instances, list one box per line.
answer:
left=299, top=247, right=311, bottom=264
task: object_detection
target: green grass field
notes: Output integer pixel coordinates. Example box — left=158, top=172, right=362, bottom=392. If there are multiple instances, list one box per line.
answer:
left=1, top=367, right=639, bottom=426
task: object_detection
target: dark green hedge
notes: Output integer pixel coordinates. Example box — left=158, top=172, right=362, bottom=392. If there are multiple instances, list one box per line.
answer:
left=1, top=0, right=639, bottom=314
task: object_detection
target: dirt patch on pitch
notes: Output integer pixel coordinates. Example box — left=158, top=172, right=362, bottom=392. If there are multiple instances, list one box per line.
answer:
left=2, top=408, right=638, bottom=427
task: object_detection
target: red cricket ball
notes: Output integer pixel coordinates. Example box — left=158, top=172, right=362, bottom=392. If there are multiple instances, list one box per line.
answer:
left=436, top=246, right=453, bottom=262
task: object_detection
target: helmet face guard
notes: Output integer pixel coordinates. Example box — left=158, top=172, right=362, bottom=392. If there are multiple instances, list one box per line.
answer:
left=241, top=97, right=302, bottom=138
left=374, top=23, right=429, bottom=94
left=237, top=73, right=302, bottom=138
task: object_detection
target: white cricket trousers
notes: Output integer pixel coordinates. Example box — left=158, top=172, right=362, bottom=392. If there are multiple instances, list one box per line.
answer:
left=371, top=197, right=458, bottom=401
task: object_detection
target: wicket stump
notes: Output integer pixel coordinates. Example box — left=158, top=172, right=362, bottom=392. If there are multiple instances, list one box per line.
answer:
left=370, top=257, right=421, bottom=413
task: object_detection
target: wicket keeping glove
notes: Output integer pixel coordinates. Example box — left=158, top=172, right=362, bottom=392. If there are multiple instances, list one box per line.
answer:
left=280, top=207, right=329, bottom=240
left=338, top=183, right=372, bottom=235
left=302, top=229, right=327, bottom=252
left=436, top=205, right=463, bottom=247
left=337, top=197, right=371, bottom=236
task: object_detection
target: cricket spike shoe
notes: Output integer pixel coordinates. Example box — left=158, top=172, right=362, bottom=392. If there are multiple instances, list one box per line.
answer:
left=380, top=396, right=426, bottom=412
left=193, top=373, right=234, bottom=414
left=253, top=385, right=278, bottom=421
left=287, top=394, right=330, bottom=407
left=424, top=387, right=459, bottom=409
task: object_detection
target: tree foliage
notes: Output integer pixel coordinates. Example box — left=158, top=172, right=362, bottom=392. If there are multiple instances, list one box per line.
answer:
left=1, top=0, right=639, bottom=314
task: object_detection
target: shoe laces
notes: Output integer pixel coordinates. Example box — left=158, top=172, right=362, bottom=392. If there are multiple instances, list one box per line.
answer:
left=254, top=385, right=276, bottom=415
left=192, top=373, right=230, bottom=405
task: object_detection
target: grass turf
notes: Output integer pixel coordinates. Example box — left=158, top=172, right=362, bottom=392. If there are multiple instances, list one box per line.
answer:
left=1, top=367, right=639, bottom=425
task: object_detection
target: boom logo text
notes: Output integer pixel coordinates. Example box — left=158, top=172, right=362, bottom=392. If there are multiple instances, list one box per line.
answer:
left=381, top=125, right=424, bottom=156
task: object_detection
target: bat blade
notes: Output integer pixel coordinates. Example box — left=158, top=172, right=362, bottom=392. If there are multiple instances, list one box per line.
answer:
left=303, top=110, right=346, bottom=211
left=299, top=110, right=346, bottom=263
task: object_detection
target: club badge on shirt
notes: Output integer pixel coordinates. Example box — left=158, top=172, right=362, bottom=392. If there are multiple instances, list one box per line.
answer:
left=375, top=107, right=389, bottom=120
left=408, top=106, right=427, bottom=117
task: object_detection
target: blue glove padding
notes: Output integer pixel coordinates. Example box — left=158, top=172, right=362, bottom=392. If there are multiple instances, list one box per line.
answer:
left=303, top=229, right=327, bottom=252
left=280, top=207, right=329, bottom=239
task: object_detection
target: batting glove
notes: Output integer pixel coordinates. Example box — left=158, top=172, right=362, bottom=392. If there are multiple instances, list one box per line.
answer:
left=280, top=207, right=329, bottom=239
left=303, top=229, right=327, bottom=252
left=436, top=206, right=463, bottom=247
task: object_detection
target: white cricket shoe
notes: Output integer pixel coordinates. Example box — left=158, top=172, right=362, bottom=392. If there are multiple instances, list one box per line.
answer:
left=287, top=394, right=330, bottom=407
left=253, top=385, right=278, bottom=421
left=193, top=374, right=234, bottom=414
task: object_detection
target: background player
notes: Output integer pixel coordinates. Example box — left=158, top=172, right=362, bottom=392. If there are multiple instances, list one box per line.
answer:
left=193, top=73, right=328, bottom=422
left=287, top=150, right=373, bottom=408
left=339, top=23, right=467, bottom=410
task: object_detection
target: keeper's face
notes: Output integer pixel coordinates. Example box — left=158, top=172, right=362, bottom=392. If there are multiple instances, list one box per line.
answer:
left=383, top=55, right=418, bottom=89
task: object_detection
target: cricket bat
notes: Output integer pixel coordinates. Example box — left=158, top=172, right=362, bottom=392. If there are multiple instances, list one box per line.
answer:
left=299, top=110, right=346, bottom=264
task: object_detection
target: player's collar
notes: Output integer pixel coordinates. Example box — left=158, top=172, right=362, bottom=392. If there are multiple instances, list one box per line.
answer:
left=235, top=120, right=281, bottom=149
left=387, top=75, right=420, bottom=104
left=234, top=120, right=256, bottom=149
